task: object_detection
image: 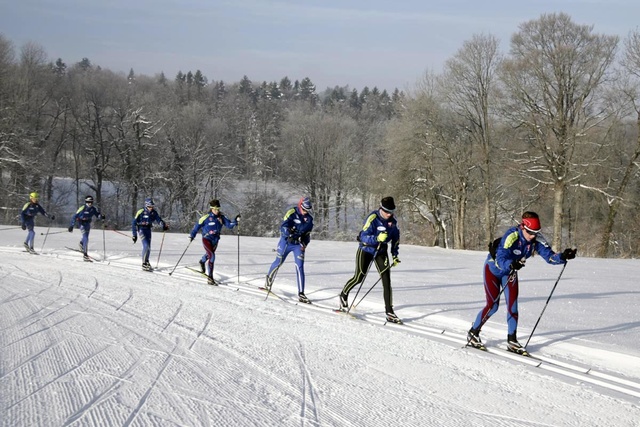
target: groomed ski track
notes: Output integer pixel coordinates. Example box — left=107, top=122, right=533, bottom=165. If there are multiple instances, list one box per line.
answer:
left=3, top=245, right=638, bottom=405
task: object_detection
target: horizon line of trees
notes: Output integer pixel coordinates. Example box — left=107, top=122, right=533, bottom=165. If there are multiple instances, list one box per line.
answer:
left=2, top=12, right=640, bottom=258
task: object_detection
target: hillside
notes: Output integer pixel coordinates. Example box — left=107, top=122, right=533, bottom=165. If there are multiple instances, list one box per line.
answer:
left=1, top=228, right=639, bottom=426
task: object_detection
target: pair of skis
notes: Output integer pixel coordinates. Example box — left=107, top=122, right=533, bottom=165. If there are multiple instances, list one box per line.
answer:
left=467, top=341, right=531, bottom=357
left=185, top=266, right=221, bottom=286
left=65, top=246, right=95, bottom=262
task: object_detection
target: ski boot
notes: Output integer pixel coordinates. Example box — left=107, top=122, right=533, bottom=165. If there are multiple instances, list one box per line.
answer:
left=507, top=334, right=529, bottom=356
left=385, top=310, right=403, bottom=324
left=338, top=292, right=349, bottom=312
left=467, top=328, right=486, bottom=350
left=298, top=292, right=311, bottom=304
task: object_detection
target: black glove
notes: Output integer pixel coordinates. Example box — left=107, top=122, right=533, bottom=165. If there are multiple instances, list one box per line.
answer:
left=511, top=260, right=525, bottom=271
left=21, top=223, right=26, bottom=230
left=560, top=248, right=577, bottom=261
left=101, top=214, right=106, bottom=220
left=162, top=224, right=169, bottom=232
left=132, top=235, right=137, bottom=244
left=50, top=215, right=55, bottom=220
left=189, top=236, right=194, bottom=242
left=68, top=226, right=73, bottom=232
left=235, top=214, right=241, bottom=222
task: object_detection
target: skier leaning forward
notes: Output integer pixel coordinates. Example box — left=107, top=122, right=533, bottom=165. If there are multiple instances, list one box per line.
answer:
left=266, top=197, right=314, bottom=303
left=339, top=196, right=402, bottom=323
left=189, top=199, right=239, bottom=286
left=467, top=211, right=576, bottom=353
left=132, top=198, right=169, bottom=271
left=69, top=195, right=105, bottom=260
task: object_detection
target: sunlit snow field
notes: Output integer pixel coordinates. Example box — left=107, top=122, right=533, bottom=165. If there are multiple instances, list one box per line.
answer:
left=1, top=227, right=639, bottom=426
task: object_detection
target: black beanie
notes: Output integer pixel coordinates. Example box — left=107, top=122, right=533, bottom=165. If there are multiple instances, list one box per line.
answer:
left=380, top=196, right=396, bottom=213
left=209, top=199, right=221, bottom=208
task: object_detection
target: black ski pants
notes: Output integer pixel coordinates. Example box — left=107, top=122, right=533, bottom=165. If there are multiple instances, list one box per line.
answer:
left=341, top=247, right=393, bottom=313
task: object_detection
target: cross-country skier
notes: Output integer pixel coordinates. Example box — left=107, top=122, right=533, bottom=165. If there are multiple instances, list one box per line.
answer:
left=132, top=198, right=169, bottom=271
left=188, top=199, right=239, bottom=286
left=266, top=197, right=314, bottom=303
left=68, top=195, right=105, bottom=261
left=338, top=196, right=402, bottom=323
left=20, top=192, right=55, bottom=252
left=467, top=211, right=577, bottom=353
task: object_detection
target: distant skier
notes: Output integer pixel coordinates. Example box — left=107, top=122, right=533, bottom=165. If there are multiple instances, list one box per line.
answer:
left=132, top=198, right=169, bottom=271
left=266, top=197, right=314, bottom=303
left=338, top=196, right=401, bottom=323
left=467, top=211, right=576, bottom=354
left=69, top=195, right=105, bottom=261
left=20, top=192, right=55, bottom=253
left=189, top=199, right=239, bottom=286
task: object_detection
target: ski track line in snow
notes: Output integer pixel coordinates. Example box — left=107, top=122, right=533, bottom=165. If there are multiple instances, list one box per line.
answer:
left=0, top=338, right=69, bottom=380
left=251, top=285, right=640, bottom=403
left=122, top=340, right=180, bottom=427
left=5, top=276, right=322, bottom=424
left=179, top=314, right=348, bottom=425
left=60, top=354, right=149, bottom=427
left=161, top=300, right=183, bottom=332
left=115, top=288, right=134, bottom=312
left=294, top=342, right=321, bottom=426
left=4, top=344, right=112, bottom=411
left=17, top=294, right=84, bottom=333
left=87, top=277, right=99, bottom=299
left=188, top=312, right=212, bottom=351
left=6, top=246, right=640, bottom=414
left=364, top=312, right=640, bottom=401
left=27, top=248, right=640, bottom=402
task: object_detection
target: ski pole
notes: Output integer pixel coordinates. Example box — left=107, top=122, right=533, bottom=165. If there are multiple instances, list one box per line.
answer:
left=352, top=264, right=392, bottom=310
left=524, top=263, right=568, bottom=349
left=237, top=222, right=240, bottom=284
left=110, top=228, right=132, bottom=238
left=40, top=219, right=53, bottom=252
left=156, top=231, right=166, bottom=269
left=168, top=239, right=193, bottom=276
left=346, top=244, right=381, bottom=314
left=40, top=230, right=68, bottom=235
left=102, top=221, right=106, bottom=260
left=264, top=242, right=287, bottom=301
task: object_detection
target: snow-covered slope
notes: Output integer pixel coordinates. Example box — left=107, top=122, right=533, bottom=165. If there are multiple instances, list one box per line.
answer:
left=1, top=228, right=639, bottom=426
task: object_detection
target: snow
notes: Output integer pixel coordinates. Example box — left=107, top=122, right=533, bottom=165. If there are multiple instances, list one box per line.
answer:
left=1, top=226, right=639, bottom=426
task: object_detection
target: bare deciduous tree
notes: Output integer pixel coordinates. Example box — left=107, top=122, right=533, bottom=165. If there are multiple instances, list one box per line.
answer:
left=500, top=12, right=618, bottom=249
left=440, top=33, right=502, bottom=244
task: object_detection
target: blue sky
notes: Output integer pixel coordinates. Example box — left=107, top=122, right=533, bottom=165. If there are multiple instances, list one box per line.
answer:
left=1, top=0, right=638, bottom=91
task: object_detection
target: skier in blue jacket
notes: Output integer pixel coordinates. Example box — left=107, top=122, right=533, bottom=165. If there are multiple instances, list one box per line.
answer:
left=266, top=197, right=314, bottom=303
left=467, top=211, right=577, bottom=353
left=339, top=196, right=401, bottom=323
left=69, top=195, right=105, bottom=260
left=189, top=199, right=239, bottom=286
left=132, top=198, right=168, bottom=271
left=20, top=192, right=55, bottom=252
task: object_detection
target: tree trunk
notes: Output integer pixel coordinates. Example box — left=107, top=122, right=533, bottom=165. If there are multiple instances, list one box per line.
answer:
left=552, top=180, right=565, bottom=251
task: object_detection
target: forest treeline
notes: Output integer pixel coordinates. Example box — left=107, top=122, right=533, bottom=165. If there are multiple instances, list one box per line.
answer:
left=2, top=12, right=640, bottom=257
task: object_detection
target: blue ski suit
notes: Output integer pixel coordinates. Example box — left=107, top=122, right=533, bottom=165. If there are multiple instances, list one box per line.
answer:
left=21, top=202, right=52, bottom=249
left=266, top=206, right=314, bottom=294
left=132, top=207, right=167, bottom=264
left=189, top=211, right=238, bottom=278
left=471, top=226, right=566, bottom=336
left=70, top=204, right=102, bottom=254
